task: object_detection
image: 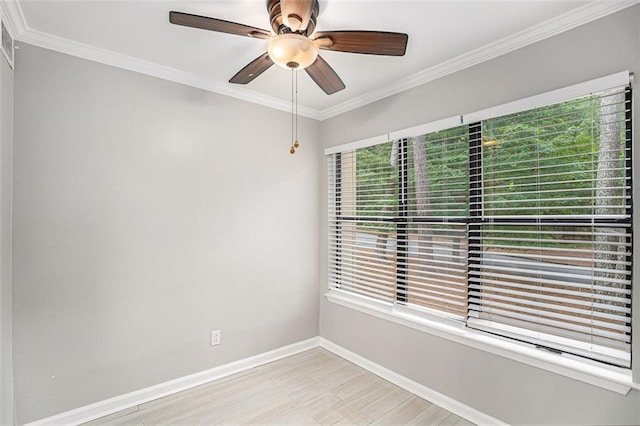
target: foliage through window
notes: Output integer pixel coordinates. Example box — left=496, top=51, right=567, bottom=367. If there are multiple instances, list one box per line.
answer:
left=327, top=86, right=632, bottom=367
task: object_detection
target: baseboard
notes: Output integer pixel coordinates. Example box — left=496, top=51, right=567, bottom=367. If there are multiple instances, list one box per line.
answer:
left=26, top=337, right=321, bottom=426
left=27, top=335, right=503, bottom=425
left=319, top=338, right=507, bottom=426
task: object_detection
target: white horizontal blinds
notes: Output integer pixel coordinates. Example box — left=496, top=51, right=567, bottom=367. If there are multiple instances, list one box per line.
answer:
left=467, top=87, right=632, bottom=367
left=400, top=127, right=469, bottom=317
left=480, top=89, right=630, bottom=218
left=406, top=130, right=469, bottom=218
left=327, top=143, right=398, bottom=302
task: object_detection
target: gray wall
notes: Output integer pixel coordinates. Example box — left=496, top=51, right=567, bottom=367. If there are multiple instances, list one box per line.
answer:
left=0, top=50, right=14, bottom=426
left=320, top=6, right=640, bottom=425
left=12, top=43, right=321, bottom=424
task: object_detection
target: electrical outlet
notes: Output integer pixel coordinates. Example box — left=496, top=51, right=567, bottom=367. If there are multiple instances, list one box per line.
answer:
left=211, top=330, right=221, bottom=346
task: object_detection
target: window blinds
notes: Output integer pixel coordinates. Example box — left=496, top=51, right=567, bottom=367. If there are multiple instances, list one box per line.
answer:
left=467, top=87, right=632, bottom=367
left=328, top=144, right=398, bottom=302
left=328, top=127, right=469, bottom=317
left=402, top=128, right=469, bottom=317
left=327, top=82, right=632, bottom=368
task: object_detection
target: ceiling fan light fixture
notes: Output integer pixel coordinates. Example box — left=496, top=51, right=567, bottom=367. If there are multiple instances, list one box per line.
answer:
left=268, top=33, right=318, bottom=70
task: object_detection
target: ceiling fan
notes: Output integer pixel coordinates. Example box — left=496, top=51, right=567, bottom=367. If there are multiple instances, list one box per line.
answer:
left=169, top=0, right=408, bottom=95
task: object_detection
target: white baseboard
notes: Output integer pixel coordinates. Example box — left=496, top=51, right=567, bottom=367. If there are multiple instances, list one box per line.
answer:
left=26, top=337, right=321, bottom=426
left=319, top=338, right=507, bottom=426
left=26, top=335, right=503, bottom=426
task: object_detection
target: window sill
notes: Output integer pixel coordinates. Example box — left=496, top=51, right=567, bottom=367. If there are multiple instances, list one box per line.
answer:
left=325, top=289, right=636, bottom=395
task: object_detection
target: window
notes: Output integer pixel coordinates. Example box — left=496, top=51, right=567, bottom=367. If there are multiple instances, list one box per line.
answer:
left=327, top=82, right=632, bottom=368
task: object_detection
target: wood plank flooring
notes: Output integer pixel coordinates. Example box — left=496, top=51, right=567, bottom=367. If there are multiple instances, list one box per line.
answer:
left=84, top=348, right=474, bottom=425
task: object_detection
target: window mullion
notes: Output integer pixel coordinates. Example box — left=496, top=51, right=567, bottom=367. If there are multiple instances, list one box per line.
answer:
left=468, top=122, right=483, bottom=318
left=397, top=139, right=409, bottom=303
left=625, top=87, right=633, bottom=218
left=624, top=87, right=633, bottom=366
left=335, top=153, right=342, bottom=287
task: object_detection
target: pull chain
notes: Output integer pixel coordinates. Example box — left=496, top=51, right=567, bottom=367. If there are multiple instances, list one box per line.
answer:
left=289, top=69, right=300, bottom=154
left=290, top=68, right=295, bottom=154
left=294, top=70, right=299, bottom=149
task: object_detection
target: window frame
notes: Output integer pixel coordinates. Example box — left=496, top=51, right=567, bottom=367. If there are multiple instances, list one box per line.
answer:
left=466, top=88, right=633, bottom=367
left=325, top=71, right=636, bottom=394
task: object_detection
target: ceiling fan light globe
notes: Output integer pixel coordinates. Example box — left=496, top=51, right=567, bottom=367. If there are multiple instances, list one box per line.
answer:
left=268, top=33, right=319, bottom=70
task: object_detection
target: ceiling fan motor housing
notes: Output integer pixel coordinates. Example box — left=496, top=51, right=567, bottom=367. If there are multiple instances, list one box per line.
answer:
left=267, top=0, right=319, bottom=35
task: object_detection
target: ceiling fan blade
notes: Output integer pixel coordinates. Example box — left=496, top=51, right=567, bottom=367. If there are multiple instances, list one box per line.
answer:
left=169, top=11, right=271, bottom=39
left=314, top=31, right=408, bottom=56
left=281, top=0, right=315, bottom=32
left=229, top=52, right=274, bottom=84
left=305, top=56, right=345, bottom=95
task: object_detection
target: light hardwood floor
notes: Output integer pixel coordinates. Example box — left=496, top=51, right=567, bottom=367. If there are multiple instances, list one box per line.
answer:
left=84, top=348, right=474, bottom=425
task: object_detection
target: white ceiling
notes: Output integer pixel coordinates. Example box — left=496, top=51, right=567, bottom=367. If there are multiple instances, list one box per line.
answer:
left=3, top=0, right=638, bottom=119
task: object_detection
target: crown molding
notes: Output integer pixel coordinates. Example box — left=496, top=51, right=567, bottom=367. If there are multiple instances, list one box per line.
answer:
left=318, top=0, right=640, bottom=120
left=0, top=0, right=26, bottom=39
left=17, top=28, right=323, bottom=120
left=1, top=0, right=322, bottom=120
left=2, top=0, right=638, bottom=121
